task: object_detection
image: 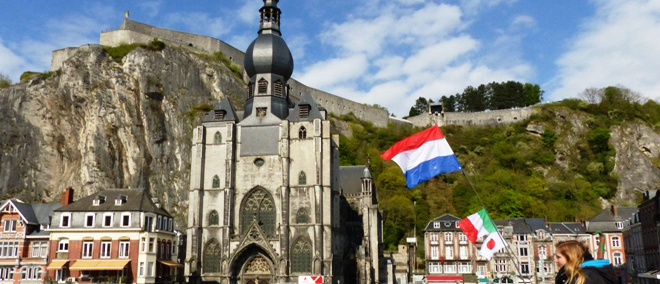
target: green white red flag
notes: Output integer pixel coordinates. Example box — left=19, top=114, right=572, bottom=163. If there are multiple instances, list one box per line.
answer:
left=457, top=208, right=507, bottom=260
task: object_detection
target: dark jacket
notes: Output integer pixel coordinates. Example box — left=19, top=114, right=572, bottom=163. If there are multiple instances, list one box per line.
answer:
left=555, top=252, right=596, bottom=284
left=581, top=259, right=618, bottom=284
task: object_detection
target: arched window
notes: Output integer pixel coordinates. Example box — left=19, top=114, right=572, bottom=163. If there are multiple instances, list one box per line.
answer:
left=241, top=188, right=275, bottom=235
left=214, top=131, right=222, bottom=144
left=212, top=175, right=220, bottom=189
left=274, top=80, right=284, bottom=97
left=208, top=210, right=219, bottom=226
left=298, top=171, right=307, bottom=185
left=203, top=239, right=221, bottom=273
left=291, top=238, right=312, bottom=273
left=298, top=126, right=307, bottom=139
left=613, top=252, right=623, bottom=265
left=296, top=208, right=309, bottom=224
left=258, top=78, right=268, bottom=94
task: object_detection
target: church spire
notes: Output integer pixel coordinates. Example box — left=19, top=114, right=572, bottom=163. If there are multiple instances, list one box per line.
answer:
left=259, top=0, right=281, bottom=36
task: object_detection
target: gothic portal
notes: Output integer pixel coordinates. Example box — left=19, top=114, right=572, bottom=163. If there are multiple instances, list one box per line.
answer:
left=185, top=1, right=384, bottom=283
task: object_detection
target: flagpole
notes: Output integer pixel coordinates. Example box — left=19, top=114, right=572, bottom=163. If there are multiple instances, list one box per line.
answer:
left=461, top=171, right=533, bottom=284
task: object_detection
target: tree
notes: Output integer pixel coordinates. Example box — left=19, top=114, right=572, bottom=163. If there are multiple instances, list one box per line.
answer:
left=408, top=97, right=433, bottom=117
left=440, top=95, right=457, bottom=112
left=579, top=87, right=603, bottom=104
left=0, top=73, right=11, bottom=88
left=462, top=85, right=487, bottom=111
left=523, top=83, right=543, bottom=106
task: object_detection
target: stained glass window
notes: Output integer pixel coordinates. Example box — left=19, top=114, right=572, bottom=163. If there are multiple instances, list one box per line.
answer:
left=298, top=171, right=306, bottom=185
left=296, top=208, right=309, bottom=224
left=214, top=131, right=222, bottom=143
left=291, top=238, right=312, bottom=273
left=245, top=256, right=271, bottom=273
left=212, top=175, right=220, bottom=188
left=241, top=188, right=275, bottom=235
left=209, top=210, right=219, bottom=226
left=298, top=126, right=307, bottom=139
left=203, top=239, right=221, bottom=273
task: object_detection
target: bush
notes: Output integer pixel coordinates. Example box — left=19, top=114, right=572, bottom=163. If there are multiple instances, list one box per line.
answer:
left=102, top=38, right=165, bottom=63
left=19, top=70, right=59, bottom=82
left=0, top=73, right=11, bottom=88
left=147, top=38, right=165, bottom=51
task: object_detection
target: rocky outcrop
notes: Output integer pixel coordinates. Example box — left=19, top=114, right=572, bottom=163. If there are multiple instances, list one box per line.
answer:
left=611, top=123, right=660, bottom=203
left=0, top=45, right=246, bottom=223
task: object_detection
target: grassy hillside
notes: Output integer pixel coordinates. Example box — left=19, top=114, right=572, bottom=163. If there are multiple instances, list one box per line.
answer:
left=333, top=96, right=660, bottom=250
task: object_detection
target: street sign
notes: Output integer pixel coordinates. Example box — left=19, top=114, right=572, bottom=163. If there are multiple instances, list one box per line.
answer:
left=299, top=275, right=323, bottom=284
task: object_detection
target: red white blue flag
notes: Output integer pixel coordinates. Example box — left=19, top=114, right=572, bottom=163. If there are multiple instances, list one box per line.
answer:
left=380, top=125, right=462, bottom=188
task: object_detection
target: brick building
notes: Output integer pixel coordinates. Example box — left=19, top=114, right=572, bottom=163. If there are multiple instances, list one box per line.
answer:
left=46, top=188, right=182, bottom=283
left=0, top=199, right=60, bottom=283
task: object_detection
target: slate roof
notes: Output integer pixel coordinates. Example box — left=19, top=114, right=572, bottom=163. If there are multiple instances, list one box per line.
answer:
left=492, top=218, right=550, bottom=234
left=588, top=207, right=638, bottom=222
left=203, top=97, right=239, bottom=123
left=287, top=92, right=325, bottom=122
left=1, top=199, right=60, bottom=226
left=339, top=166, right=366, bottom=196
left=31, top=203, right=62, bottom=224
left=424, top=214, right=461, bottom=231
left=548, top=222, right=587, bottom=235
left=55, top=188, right=171, bottom=217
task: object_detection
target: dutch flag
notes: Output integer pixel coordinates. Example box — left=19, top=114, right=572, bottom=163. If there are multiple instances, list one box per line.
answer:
left=380, top=125, right=462, bottom=188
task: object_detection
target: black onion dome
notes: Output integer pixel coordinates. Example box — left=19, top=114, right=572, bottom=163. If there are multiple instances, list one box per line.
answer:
left=244, top=33, right=294, bottom=81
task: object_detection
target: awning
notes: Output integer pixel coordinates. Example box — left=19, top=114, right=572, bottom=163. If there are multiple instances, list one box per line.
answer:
left=427, top=275, right=463, bottom=282
left=46, top=260, right=69, bottom=270
left=70, top=260, right=130, bottom=270
left=158, top=260, right=184, bottom=268
left=639, top=270, right=660, bottom=279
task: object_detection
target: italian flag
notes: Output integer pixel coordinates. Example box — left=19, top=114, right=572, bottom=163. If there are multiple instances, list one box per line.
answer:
left=457, top=209, right=507, bottom=260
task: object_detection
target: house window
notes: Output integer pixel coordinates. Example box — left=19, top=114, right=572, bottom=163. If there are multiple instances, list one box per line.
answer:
left=147, top=262, right=154, bottom=277
left=103, top=213, right=113, bottom=227
left=519, top=247, right=528, bottom=256
left=20, top=267, right=42, bottom=280
left=139, top=262, right=144, bottom=276
left=82, top=241, right=93, bottom=258
left=85, top=213, right=95, bottom=227
left=168, top=218, right=173, bottom=231
left=430, top=233, right=438, bottom=243
left=445, top=246, right=454, bottom=259
left=3, top=220, right=16, bottom=232
left=477, top=263, right=487, bottom=273
left=458, top=262, right=471, bottom=273
left=517, top=234, right=528, bottom=241
left=204, top=239, right=221, bottom=273
left=31, top=242, right=42, bottom=257
left=433, top=222, right=440, bottom=228
left=157, top=216, right=162, bottom=230
left=212, top=175, right=220, bottom=188
left=460, top=246, right=468, bottom=259
left=291, top=238, right=313, bottom=273
left=0, top=267, right=14, bottom=280
left=539, top=245, right=547, bottom=258
left=298, top=126, right=307, bottom=139
left=58, top=239, right=69, bottom=252
left=431, top=246, right=439, bottom=259
left=144, top=216, right=154, bottom=232
left=459, top=232, right=467, bottom=242
left=612, top=236, right=621, bottom=248
left=258, top=78, right=268, bottom=94
left=209, top=210, right=219, bottom=226
left=616, top=222, right=623, bottom=229
left=296, top=208, right=309, bottom=223
left=121, top=213, right=131, bottom=227
left=0, top=241, right=18, bottom=257
left=444, top=232, right=453, bottom=243
left=141, top=238, right=146, bottom=252
left=521, top=262, right=530, bottom=274
left=40, top=242, right=48, bottom=257
left=299, top=105, right=310, bottom=118
left=149, top=238, right=155, bottom=252
left=214, top=131, right=222, bottom=143
left=274, top=80, right=284, bottom=97
left=613, top=252, right=623, bottom=265
left=444, top=263, right=456, bottom=273
left=101, top=241, right=111, bottom=258
left=496, top=259, right=507, bottom=272
left=60, top=214, right=71, bottom=227
left=298, top=171, right=307, bottom=185
left=119, top=241, right=130, bottom=258
left=429, top=262, right=441, bottom=273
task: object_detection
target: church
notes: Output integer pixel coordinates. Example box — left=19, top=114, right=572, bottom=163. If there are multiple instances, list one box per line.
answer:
left=185, top=1, right=385, bottom=283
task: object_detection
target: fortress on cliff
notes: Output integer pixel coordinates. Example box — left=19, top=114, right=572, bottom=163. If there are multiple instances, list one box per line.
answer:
left=50, top=19, right=539, bottom=128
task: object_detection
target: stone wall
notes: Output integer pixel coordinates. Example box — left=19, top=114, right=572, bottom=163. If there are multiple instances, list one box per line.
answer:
left=51, top=47, right=81, bottom=71
left=406, top=105, right=541, bottom=128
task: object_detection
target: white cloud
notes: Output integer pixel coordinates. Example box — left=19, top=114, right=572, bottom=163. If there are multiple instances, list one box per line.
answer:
left=402, top=35, right=478, bottom=75
left=460, top=0, right=520, bottom=15
left=0, top=39, right=29, bottom=82
left=511, top=15, right=536, bottom=29
left=297, top=55, right=369, bottom=90
left=550, top=0, right=660, bottom=102
left=238, top=1, right=261, bottom=24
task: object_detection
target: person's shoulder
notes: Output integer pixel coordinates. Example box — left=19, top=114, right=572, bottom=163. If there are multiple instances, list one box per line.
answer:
left=582, top=260, right=618, bottom=284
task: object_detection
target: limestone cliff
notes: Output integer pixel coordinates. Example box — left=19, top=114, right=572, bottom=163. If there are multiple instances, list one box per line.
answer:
left=0, top=45, right=246, bottom=222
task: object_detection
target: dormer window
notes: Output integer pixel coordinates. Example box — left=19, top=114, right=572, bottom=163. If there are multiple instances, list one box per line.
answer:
left=274, top=80, right=284, bottom=97
left=93, top=195, right=106, bottom=206
left=258, top=78, right=268, bottom=94
left=115, top=195, right=127, bottom=205
left=214, top=110, right=226, bottom=120
left=248, top=82, right=254, bottom=98
left=299, top=105, right=310, bottom=118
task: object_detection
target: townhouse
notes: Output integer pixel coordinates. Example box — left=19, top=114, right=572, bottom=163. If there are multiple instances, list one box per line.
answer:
left=0, top=199, right=60, bottom=283
left=46, top=188, right=182, bottom=283
left=624, top=190, right=660, bottom=284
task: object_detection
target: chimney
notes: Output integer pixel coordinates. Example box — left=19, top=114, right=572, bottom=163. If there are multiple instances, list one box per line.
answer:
left=611, top=205, right=619, bottom=217
left=61, top=187, right=74, bottom=206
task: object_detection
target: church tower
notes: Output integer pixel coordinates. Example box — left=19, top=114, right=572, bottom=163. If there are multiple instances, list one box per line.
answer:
left=185, top=1, right=342, bottom=283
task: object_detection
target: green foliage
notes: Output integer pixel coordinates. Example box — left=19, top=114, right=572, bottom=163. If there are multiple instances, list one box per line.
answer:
left=146, top=38, right=165, bottom=51
left=408, top=97, right=433, bottom=117
left=102, top=38, right=166, bottom=63
left=445, top=81, right=544, bottom=112
left=542, top=129, right=557, bottom=147
left=0, top=73, right=11, bottom=88
left=20, top=70, right=60, bottom=82
left=185, top=103, right=214, bottom=121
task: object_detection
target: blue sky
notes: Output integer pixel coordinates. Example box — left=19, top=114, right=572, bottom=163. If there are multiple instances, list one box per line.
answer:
left=1, top=0, right=660, bottom=116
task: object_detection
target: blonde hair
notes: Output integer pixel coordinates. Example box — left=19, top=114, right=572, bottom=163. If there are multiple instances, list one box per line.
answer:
left=556, top=241, right=588, bottom=284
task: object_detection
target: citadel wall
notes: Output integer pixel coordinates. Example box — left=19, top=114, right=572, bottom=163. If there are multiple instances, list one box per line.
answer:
left=49, top=19, right=539, bottom=130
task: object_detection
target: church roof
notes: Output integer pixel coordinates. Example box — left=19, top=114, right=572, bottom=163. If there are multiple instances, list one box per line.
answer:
left=55, top=188, right=171, bottom=217
left=339, top=166, right=367, bottom=196
left=203, top=97, right=239, bottom=123
left=287, top=92, right=325, bottom=121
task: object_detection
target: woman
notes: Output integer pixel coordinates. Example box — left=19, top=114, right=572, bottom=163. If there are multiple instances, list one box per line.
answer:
left=554, top=240, right=618, bottom=284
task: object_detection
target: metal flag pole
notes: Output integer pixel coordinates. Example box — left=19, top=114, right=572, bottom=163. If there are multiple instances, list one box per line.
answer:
left=461, top=171, right=534, bottom=284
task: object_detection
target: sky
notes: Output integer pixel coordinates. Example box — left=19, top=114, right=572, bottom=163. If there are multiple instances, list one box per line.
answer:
left=1, top=0, right=660, bottom=117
